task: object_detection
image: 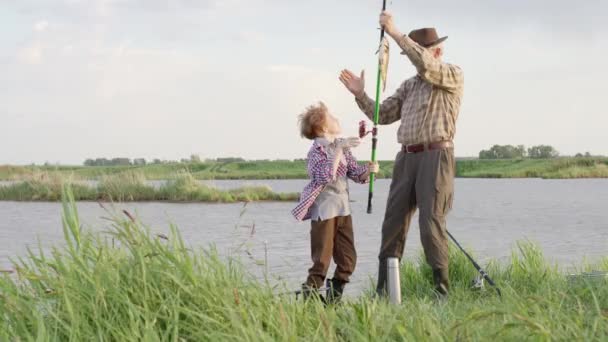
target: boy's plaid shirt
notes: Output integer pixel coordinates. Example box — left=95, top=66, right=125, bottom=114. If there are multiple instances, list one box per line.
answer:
left=292, top=139, right=369, bottom=221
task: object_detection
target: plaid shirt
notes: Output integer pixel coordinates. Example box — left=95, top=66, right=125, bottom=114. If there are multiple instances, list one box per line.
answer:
left=292, top=138, right=369, bottom=221
left=356, top=34, right=464, bottom=145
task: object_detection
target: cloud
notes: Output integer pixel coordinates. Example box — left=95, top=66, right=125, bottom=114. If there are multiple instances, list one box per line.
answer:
left=88, top=44, right=207, bottom=100
left=391, top=0, right=607, bottom=37
left=9, top=0, right=226, bottom=16
left=113, top=0, right=219, bottom=10
left=17, top=42, right=44, bottom=65
left=33, top=20, right=49, bottom=32
left=308, top=47, right=324, bottom=54
left=235, top=30, right=266, bottom=44
left=266, top=65, right=315, bottom=73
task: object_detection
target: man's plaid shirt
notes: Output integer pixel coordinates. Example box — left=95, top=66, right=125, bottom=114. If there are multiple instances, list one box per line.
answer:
left=292, top=139, right=368, bottom=221
left=356, top=34, right=464, bottom=145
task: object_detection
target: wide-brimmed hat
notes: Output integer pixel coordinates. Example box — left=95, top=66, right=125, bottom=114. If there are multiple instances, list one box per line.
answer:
left=407, top=28, right=447, bottom=48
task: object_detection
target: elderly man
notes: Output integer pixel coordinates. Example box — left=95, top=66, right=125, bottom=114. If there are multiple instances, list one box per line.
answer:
left=339, top=11, right=464, bottom=296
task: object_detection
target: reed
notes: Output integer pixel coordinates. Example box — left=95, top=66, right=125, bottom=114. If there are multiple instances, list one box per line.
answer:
left=0, top=172, right=298, bottom=203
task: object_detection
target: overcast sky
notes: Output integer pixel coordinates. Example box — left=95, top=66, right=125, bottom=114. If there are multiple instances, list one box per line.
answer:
left=1, top=0, right=607, bottom=164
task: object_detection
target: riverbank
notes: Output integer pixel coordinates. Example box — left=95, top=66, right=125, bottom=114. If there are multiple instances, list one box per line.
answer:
left=2, top=157, right=607, bottom=180
left=456, top=157, right=608, bottom=178
left=0, top=172, right=298, bottom=202
left=0, top=190, right=606, bottom=340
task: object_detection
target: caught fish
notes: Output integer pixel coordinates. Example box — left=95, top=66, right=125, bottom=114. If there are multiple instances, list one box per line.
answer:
left=377, top=36, right=390, bottom=91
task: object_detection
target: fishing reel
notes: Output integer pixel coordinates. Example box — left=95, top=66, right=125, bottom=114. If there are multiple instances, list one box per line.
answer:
left=471, top=275, right=485, bottom=290
left=359, top=121, right=377, bottom=139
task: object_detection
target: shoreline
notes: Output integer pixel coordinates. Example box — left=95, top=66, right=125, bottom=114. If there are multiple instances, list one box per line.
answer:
left=0, top=172, right=299, bottom=203
left=2, top=157, right=607, bottom=180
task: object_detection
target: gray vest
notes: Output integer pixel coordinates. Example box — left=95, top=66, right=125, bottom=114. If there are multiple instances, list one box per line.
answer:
left=309, top=176, right=351, bottom=221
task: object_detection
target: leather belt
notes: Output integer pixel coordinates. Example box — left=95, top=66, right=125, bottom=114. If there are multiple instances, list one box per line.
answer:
left=402, top=141, right=453, bottom=154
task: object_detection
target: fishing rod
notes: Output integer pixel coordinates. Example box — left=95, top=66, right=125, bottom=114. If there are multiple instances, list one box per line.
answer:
left=367, top=0, right=388, bottom=214
left=447, top=230, right=502, bottom=297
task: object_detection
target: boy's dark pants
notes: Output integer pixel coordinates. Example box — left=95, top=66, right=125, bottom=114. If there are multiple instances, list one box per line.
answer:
left=306, top=215, right=356, bottom=288
left=376, top=148, right=455, bottom=295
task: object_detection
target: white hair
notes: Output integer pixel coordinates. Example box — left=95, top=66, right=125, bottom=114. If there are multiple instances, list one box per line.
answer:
left=428, top=44, right=443, bottom=59
left=428, top=43, right=443, bottom=52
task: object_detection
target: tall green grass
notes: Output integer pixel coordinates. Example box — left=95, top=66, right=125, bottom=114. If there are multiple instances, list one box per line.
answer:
left=98, top=171, right=156, bottom=201
left=158, top=173, right=296, bottom=202
left=0, top=188, right=606, bottom=340
left=0, top=172, right=95, bottom=201
left=0, top=172, right=298, bottom=203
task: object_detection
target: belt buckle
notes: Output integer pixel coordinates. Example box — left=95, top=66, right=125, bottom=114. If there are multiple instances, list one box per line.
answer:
left=405, top=143, right=423, bottom=153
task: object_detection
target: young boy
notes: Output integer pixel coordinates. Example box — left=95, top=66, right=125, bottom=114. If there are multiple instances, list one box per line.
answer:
left=292, top=101, right=379, bottom=303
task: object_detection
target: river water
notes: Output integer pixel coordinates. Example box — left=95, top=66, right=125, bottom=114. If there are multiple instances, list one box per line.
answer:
left=1, top=178, right=607, bottom=295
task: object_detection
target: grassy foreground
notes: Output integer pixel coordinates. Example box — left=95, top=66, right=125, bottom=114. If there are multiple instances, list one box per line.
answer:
left=2, top=157, right=608, bottom=181
left=0, top=172, right=298, bottom=202
left=0, top=189, right=606, bottom=341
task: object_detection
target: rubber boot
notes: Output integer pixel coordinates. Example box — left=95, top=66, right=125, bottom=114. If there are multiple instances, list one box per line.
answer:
left=301, top=283, right=326, bottom=304
left=375, top=258, right=388, bottom=297
left=326, top=278, right=347, bottom=304
left=433, top=268, right=450, bottom=298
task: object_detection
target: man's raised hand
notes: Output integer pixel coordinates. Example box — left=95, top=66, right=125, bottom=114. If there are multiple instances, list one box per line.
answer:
left=379, top=11, right=396, bottom=35
left=339, top=69, right=365, bottom=98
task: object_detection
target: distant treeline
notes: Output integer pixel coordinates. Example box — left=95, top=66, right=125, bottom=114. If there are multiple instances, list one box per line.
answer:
left=83, top=155, right=297, bottom=167
left=82, top=147, right=603, bottom=166
left=479, top=145, right=598, bottom=160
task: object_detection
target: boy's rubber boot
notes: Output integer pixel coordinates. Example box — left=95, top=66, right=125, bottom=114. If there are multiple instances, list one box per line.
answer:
left=326, top=278, right=347, bottom=305
left=301, top=283, right=326, bottom=304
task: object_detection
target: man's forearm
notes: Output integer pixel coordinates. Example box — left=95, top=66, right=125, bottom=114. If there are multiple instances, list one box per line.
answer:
left=355, top=78, right=407, bottom=126
left=386, top=26, right=411, bottom=52
left=386, top=27, right=426, bottom=68
left=386, top=27, right=404, bottom=43
left=354, top=92, right=376, bottom=121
